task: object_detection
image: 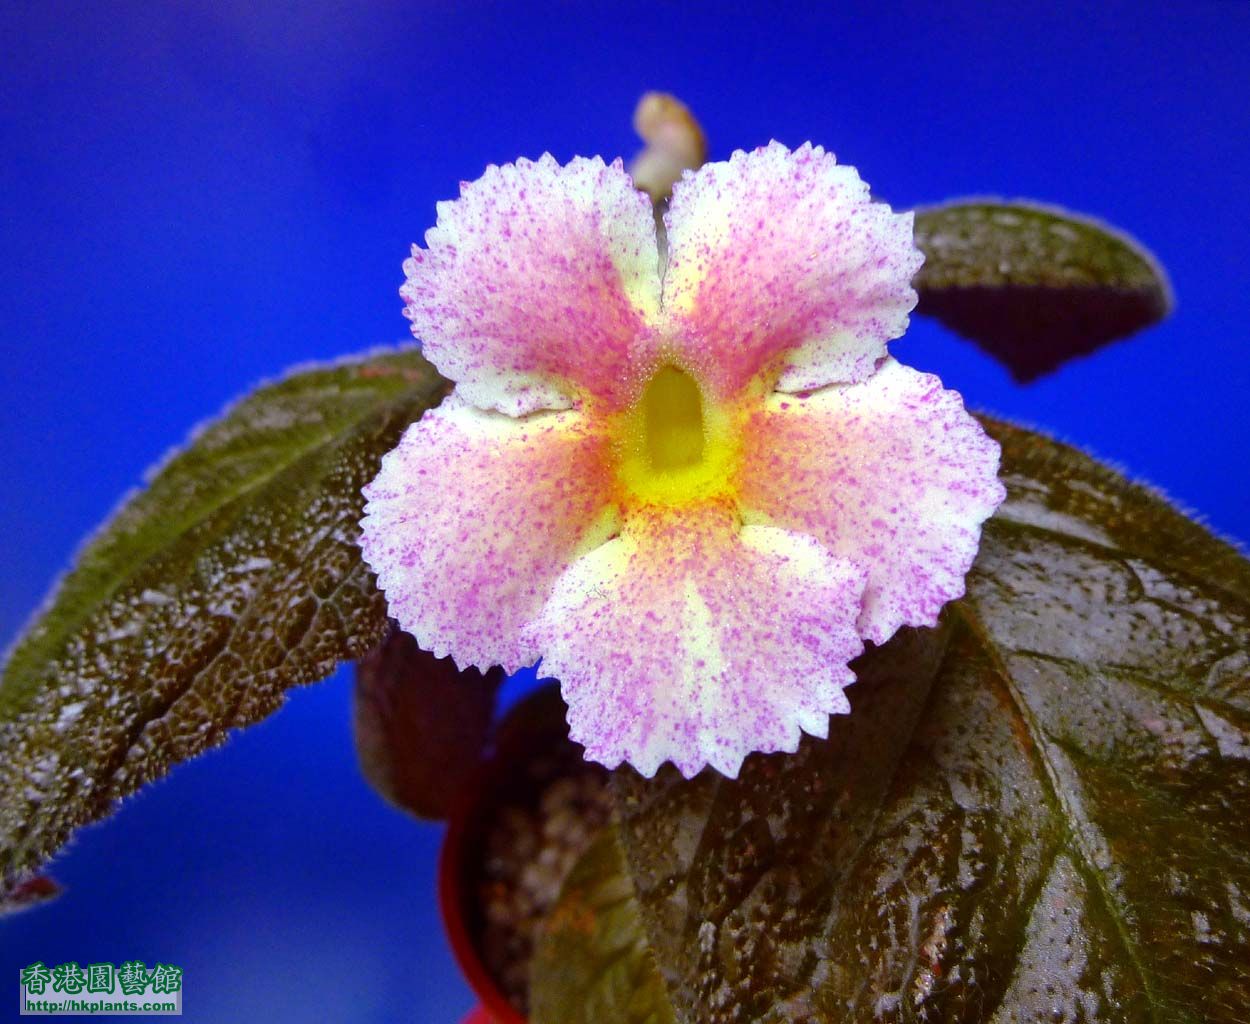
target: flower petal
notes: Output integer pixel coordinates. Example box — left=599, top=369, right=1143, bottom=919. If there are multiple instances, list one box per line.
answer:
left=739, top=359, right=1005, bottom=645
left=661, top=141, right=922, bottom=397
left=525, top=502, right=867, bottom=779
left=360, top=394, right=617, bottom=671
left=401, top=155, right=662, bottom=416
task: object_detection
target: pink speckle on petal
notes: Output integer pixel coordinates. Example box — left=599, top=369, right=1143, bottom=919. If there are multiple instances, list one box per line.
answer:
left=400, top=154, right=663, bottom=416
left=739, top=359, right=1005, bottom=645
left=662, top=141, right=923, bottom=398
left=359, top=394, right=616, bottom=671
left=366, top=145, right=1003, bottom=779
left=524, top=502, right=867, bottom=779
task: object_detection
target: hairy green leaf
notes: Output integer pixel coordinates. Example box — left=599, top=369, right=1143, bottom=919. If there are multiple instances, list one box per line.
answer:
left=913, top=201, right=1172, bottom=380
left=0, top=348, right=448, bottom=888
left=609, top=417, right=1250, bottom=1023
left=354, top=625, right=501, bottom=820
left=531, top=825, right=676, bottom=1024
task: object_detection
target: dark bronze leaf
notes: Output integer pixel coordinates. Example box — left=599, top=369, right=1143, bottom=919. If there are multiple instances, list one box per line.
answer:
left=605, top=417, right=1249, bottom=1022
left=1, top=874, right=62, bottom=917
left=0, top=348, right=448, bottom=889
left=913, top=201, right=1172, bottom=380
left=354, top=626, right=501, bottom=820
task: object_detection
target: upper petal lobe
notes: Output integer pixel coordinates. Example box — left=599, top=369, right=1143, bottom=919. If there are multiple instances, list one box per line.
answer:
left=401, top=155, right=662, bottom=416
left=739, top=359, right=1005, bottom=645
left=661, top=142, right=922, bottom=398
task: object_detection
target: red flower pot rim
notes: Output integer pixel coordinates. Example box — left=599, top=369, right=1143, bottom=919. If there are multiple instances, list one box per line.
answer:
left=439, top=769, right=529, bottom=1024
left=440, top=687, right=580, bottom=1024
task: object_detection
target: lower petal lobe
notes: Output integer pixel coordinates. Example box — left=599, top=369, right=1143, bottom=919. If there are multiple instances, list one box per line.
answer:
left=525, top=501, right=867, bottom=779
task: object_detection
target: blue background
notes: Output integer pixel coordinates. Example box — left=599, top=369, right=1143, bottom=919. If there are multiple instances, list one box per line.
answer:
left=2, top=3, right=1248, bottom=1021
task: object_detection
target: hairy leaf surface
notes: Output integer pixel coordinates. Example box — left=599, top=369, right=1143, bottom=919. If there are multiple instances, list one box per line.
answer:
left=609, top=417, right=1250, bottom=1023
left=0, top=349, right=447, bottom=886
left=913, top=201, right=1172, bottom=380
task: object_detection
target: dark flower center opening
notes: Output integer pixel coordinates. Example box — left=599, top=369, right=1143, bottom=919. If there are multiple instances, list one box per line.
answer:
left=642, top=365, right=705, bottom=471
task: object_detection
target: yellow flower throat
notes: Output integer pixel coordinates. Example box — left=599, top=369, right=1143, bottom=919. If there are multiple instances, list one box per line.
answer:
left=615, top=364, right=742, bottom=507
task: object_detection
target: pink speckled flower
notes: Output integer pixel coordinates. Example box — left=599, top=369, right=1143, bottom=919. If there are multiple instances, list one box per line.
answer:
left=361, top=142, right=1005, bottom=779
